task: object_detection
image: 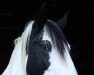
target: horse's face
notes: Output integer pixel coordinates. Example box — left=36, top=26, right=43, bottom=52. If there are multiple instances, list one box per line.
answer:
left=26, top=24, right=53, bottom=75
left=26, top=14, right=71, bottom=75
left=26, top=21, right=68, bottom=75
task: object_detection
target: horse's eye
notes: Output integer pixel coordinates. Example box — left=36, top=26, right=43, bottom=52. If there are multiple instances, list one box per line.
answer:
left=40, top=40, right=52, bottom=52
left=41, top=45, right=48, bottom=51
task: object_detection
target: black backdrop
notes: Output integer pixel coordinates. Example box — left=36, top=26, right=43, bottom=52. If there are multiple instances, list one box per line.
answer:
left=0, top=0, right=94, bottom=75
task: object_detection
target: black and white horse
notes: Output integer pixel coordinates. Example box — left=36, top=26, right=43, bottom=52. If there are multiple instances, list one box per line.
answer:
left=2, top=14, right=78, bottom=75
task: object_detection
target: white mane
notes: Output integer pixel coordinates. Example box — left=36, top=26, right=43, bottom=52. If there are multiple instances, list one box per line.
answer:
left=2, top=21, right=34, bottom=75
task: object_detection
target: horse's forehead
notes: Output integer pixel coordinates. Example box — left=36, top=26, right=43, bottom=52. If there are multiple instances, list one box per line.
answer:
left=42, top=26, right=52, bottom=44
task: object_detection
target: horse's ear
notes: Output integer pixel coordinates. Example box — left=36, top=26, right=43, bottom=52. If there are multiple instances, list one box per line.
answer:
left=56, top=13, right=68, bottom=30
left=32, top=3, right=48, bottom=35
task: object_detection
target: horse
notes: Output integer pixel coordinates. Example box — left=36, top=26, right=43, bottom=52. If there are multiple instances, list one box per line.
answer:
left=1, top=13, right=78, bottom=75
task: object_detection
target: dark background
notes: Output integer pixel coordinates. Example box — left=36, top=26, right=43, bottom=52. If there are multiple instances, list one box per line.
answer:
left=0, top=0, right=94, bottom=75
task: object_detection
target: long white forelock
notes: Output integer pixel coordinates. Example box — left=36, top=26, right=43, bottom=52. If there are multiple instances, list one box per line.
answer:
left=47, top=20, right=71, bottom=52
left=2, top=21, right=34, bottom=75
